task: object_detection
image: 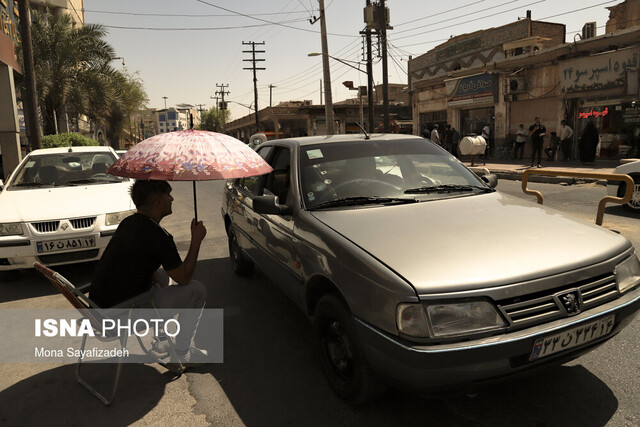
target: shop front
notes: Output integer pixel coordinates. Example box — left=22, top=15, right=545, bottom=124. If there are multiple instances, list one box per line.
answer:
left=561, top=46, right=640, bottom=159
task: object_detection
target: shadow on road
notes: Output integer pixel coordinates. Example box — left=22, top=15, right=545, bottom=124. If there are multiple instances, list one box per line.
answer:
left=0, top=363, right=170, bottom=427
left=191, top=257, right=619, bottom=426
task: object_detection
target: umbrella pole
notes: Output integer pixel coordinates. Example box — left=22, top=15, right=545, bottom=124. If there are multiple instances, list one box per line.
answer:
left=193, top=181, right=198, bottom=223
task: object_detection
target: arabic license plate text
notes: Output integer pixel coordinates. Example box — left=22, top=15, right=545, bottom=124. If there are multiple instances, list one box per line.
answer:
left=529, top=314, right=615, bottom=361
left=36, top=236, right=96, bottom=253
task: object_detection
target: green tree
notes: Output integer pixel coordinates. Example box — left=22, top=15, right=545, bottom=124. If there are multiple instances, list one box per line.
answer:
left=104, top=69, right=148, bottom=148
left=199, top=107, right=228, bottom=132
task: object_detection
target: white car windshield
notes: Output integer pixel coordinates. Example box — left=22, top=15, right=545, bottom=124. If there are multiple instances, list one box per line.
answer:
left=7, top=151, right=126, bottom=190
left=300, top=139, right=489, bottom=209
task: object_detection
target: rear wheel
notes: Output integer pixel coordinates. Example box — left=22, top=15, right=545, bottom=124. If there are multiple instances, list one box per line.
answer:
left=618, top=173, right=640, bottom=213
left=314, top=294, right=385, bottom=404
left=227, top=228, right=253, bottom=276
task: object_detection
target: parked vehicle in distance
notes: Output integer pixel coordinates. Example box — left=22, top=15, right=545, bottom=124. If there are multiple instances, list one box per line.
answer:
left=222, top=134, right=640, bottom=403
left=0, top=146, right=135, bottom=272
left=607, top=159, right=640, bottom=213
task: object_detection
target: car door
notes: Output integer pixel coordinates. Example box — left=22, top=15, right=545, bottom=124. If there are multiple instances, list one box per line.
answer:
left=251, top=146, right=303, bottom=303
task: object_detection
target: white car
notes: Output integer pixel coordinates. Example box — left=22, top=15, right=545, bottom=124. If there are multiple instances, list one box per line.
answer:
left=607, top=159, right=640, bottom=213
left=0, top=146, right=135, bottom=272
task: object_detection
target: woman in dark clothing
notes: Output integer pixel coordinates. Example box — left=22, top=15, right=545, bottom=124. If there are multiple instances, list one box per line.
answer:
left=579, top=121, right=599, bottom=163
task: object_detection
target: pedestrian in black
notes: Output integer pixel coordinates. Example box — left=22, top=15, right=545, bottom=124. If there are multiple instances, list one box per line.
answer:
left=529, top=116, right=546, bottom=167
left=579, top=120, right=599, bottom=164
left=421, top=124, right=431, bottom=139
left=450, top=126, right=460, bottom=157
left=544, top=132, right=559, bottom=161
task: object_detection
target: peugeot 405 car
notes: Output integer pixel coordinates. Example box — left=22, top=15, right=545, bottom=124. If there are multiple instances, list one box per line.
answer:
left=607, top=159, right=640, bottom=213
left=221, top=134, right=640, bottom=403
left=0, top=146, right=135, bottom=273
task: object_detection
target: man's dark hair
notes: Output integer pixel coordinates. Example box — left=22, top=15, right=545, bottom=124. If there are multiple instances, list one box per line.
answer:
left=130, top=180, right=172, bottom=209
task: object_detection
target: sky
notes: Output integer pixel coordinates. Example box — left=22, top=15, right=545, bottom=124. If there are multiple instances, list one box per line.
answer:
left=82, top=0, right=620, bottom=121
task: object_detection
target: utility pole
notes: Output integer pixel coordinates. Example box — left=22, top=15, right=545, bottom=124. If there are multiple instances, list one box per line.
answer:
left=242, top=41, right=265, bottom=133
left=18, top=0, right=42, bottom=149
left=380, top=0, right=391, bottom=133
left=215, top=83, right=230, bottom=133
left=363, top=0, right=375, bottom=132
left=268, top=84, right=276, bottom=107
left=317, top=0, right=334, bottom=134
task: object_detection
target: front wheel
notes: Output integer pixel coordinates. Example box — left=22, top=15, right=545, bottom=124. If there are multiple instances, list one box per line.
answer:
left=313, top=294, right=385, bottom=404
left=618, top=174, right=640, bottom=213
left=227, top=228, right=253, bottom=276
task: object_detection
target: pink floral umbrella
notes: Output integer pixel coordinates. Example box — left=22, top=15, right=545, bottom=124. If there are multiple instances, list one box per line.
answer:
left=108, top=129, right=273, bottom=220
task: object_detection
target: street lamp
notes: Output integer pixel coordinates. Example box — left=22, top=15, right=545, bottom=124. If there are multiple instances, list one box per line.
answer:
left=162, top=96, right=168, bottom=133
left=113, top=57, right=125, bottom=67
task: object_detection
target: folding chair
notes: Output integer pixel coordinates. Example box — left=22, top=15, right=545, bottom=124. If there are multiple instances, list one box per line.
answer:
left=33, top=262, right=183, bottom=405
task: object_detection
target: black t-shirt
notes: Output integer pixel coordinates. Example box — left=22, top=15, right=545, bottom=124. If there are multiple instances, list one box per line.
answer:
left=529, top=123, right=547, bottom=143
left=90, top=213, right=183, bottom=307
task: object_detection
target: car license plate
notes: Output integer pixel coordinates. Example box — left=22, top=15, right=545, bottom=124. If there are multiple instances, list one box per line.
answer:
left=36, top=236, right=96, bottom=254
left=529, top=314, right=615, bottom=361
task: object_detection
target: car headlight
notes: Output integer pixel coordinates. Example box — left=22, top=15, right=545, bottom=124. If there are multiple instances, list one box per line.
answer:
left=105, top=210, right=135, bottom=226
left=0, top=223, right=24, bottom=236
left=397, top=303, right=430, bottom=338
left=425, top=300, right=507, bottom=338
left=615, top=254, right=640, bottom=294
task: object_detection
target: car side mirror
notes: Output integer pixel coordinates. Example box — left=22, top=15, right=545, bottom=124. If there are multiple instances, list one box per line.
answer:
left=481, top=174, right=498, bottom=188
left=0, top=179, right=4, bottom=190
left=253, top=195, right=291, bottom=215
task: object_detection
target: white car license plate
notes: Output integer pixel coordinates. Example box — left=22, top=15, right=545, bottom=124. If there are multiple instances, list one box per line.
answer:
left=529, top=314, right=615, bottom=361
left=36, top=236, right=96, bottom=254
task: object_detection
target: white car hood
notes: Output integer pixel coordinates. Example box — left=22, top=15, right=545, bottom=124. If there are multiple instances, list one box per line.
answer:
left=0, top=183, right=134, bottom=222
left=310, top=192, right=632, bottom=293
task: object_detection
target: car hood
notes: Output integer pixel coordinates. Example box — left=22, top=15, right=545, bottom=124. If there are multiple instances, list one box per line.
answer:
left=0, top=183, right=134, bottom=222
left=309, top=192, right=632, bottom=293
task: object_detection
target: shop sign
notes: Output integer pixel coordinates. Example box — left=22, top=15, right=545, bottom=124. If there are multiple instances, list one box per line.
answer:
left=436, top=37, right=481, bottom=61
left=447, top=73, right=496, bottom=107
left=622, top=107, right=640, bottom=124
left=578, top=107, right=609, bottom=119
left=561, top=47, right=639, bottom=94
left=0, top=0, right=20, bottom=70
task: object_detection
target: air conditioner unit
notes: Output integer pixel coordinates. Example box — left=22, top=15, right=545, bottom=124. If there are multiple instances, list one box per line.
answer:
left=508, top=77, right=526, bottom=94
left=582, top=22, right=596, bottom=40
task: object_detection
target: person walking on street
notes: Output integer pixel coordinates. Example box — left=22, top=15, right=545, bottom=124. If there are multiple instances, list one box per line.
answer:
left=559, top=120, right=574, bottom=161
left=421, top=124, right=431, bottom=139
left=451, top=126, right=460, bottom=157
left=529, top=116, right=546, bottom=167
left=90, top=180, right=208, bottom=371
left=579, top=120, right=599, bottom=164
left=513, top=124, right=527, bottom=160
left=431, top=124, right=441, bottom=146
left=443, top=124, right=453, bottom=153
left=482, top=124, right=492, bottom=157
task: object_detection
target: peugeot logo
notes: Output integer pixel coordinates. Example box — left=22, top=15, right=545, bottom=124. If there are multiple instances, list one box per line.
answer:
left=61, top=223, right=69, bottom=231
left=558, top=290, right=581, bottom=315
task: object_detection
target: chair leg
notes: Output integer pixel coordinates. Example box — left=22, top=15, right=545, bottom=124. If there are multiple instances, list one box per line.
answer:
left=75, top=331, right=129, bottom=405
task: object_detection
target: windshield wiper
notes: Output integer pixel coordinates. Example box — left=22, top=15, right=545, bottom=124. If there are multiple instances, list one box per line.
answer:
left=11, top=182, right=46, bottom=188
left=404, top=184, right=494, bottom=194
left=67, top=178, right=121, bottom=184
left=309, top=196, right=418, bottom=210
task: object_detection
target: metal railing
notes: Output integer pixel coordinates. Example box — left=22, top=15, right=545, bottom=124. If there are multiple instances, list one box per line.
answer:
left=521, top=169, right=634, bottom=226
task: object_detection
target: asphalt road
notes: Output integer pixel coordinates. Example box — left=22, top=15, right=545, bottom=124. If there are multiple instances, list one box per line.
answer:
left=0, top=179, right=638, bottom=427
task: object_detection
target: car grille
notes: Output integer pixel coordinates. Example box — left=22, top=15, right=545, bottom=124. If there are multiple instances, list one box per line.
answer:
left=70, top=217, right=96, bottom=229
left=37, top=249, right=100, bottom=264
left=497, top=273, right=619, bottom=330
left=31, top=221, right=59, bottom=233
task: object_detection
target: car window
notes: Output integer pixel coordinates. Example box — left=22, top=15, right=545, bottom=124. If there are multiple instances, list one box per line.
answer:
left=237, top=146, right=272, bottom=195
left=299, top=139, right=485, bottom=208
left=7, top=151, right=126, bottom=190
left=262, top=147, right=291, bottom=204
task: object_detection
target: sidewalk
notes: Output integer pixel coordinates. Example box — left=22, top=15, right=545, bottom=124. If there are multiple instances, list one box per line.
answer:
left=466, top=156, right=637, bottom=185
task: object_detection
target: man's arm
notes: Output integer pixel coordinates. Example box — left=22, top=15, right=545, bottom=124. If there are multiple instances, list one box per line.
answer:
left=167, top=219, right=207, bottom=285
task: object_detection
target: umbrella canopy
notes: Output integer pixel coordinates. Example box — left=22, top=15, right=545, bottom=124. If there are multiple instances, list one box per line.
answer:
left=108, top=129, right=273, bottom=221
left=108, top=129, right=272, bottom=181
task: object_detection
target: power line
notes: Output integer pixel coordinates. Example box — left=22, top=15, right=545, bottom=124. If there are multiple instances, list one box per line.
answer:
left=99, top=18, right=308, bottom=31
left=84, top=8, right=309, bottom=17
left=394, top=0, right=489, bottom=27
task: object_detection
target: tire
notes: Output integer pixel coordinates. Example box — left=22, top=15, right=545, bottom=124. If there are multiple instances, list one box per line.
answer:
left=617, top=173, right=640, bottom=213
left=227, top=228, right=253, bottom=276
left=313, top=294, right=385, bottom=404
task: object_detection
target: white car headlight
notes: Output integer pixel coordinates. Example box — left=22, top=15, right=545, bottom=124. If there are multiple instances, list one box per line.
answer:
left=0, top=223, right=24, bottom=236
left=425, top=300, right=506, bottom=338
left=105, top=210, right=135, bottom=226
left=397, top=303, right=429, bottom=338
left=615, top=254, right=640, bottom=294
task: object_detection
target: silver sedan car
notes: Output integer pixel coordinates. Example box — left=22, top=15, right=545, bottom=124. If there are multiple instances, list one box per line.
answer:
left=221, top=134, right=640, bottom=403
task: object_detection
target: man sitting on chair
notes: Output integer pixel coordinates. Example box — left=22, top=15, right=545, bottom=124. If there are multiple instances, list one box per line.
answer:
left=89, top=179, right=207, bottom=371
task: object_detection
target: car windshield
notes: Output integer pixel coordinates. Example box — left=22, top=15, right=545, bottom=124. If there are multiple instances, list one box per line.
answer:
left=7, top=151, right=127, bottom=190
left=299, top=138, right=490, bottom=209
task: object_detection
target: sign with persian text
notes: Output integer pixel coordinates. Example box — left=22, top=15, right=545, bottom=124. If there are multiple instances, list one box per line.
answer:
left=561, top=47, right=639, bottom=94
left=447, top=73, right=497, bottom=107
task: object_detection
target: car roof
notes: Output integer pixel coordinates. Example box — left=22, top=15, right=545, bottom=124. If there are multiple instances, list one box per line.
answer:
left=264, top=133, right=423, bottom=148
left=26, top=146, right=116, bottom=156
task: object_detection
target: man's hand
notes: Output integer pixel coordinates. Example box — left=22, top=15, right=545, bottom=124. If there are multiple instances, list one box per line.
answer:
left=191, top=218, right=207, bottom=243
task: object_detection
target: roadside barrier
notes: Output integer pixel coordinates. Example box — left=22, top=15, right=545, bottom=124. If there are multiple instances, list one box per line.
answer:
left=521, top=169, right=634, bottom=226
